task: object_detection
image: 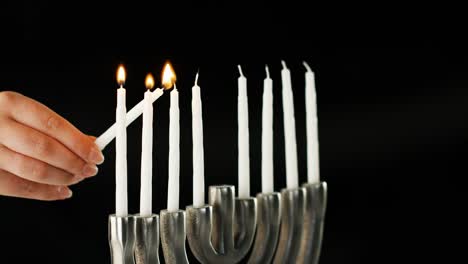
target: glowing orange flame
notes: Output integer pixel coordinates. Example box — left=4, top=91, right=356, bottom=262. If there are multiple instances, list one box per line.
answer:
left=117, top=65, right=126, bottom=86
left=145, top=73, right=155, bottom=90
left=161, top=62, right=176, bottom=89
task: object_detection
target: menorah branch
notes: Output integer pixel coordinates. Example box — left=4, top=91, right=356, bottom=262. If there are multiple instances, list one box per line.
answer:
left=109, top=215, right=136, bottom=264
left=160, top=210, right=189, bottom=264
left=134, top=215, right=160, bottom=264
left=273, top=187, right=306, bottom=264
left=247, top=192, right=281, bottom=264
left=297, top=182, right=328, bottom=264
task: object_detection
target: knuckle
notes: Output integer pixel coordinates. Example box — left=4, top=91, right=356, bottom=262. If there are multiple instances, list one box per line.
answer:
left=0, top=91, right=20, bottom=107
left=45, top=115, right=61, bottom=131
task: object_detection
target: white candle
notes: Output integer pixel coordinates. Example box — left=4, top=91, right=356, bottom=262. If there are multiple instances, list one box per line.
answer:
left=238, top=65, right=250, bottom=198
left=304, top=62, right=320, bottom=184
left=95, top=88, right=164, bottom=150
left=262, top=66, right=274, bottom=193
left=167, top=84, right=180, bottom=212
left=281, top=61, right=299, bottom=189
left=139, top=74, right=155, bottom=217
left=192, top=73, right=205, bottom=207
left=115, top=65, right=128, bottom=217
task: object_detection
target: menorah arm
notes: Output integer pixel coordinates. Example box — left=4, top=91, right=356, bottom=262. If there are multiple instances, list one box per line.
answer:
left=247, top=192, right=281, bottom=264
left=109, top=215, right=136, bottom=264
left=186, top=205, right=213, bottom=264
left=297, top=182, right=328, bottom=264
left=133, top=215, right=160, bottom=264
left=273, top=187, right=306, bottom=264
left=233, top=197, right=257, bottom=260
left=160, top=210, right=189, bottom=264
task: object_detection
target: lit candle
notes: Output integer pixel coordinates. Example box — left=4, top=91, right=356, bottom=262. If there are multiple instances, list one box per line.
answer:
left=281, top=61, right=299, bottom=189
left=304, top=62, right=320, bottom=184
left=139, top=73, right=155, bottom=217
left=115, top=65, right=128, bottom=217
left=192, top=73, right=205, bottom=207
left=262, top=66, right=274, bottom=193
left=165, top=63, right=179, bottom=212
left=238, top=65, right=250, bottom=198
left=95, top=88, right=164, bottom=150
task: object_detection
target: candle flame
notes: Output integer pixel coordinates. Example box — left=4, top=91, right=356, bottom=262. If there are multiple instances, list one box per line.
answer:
left=117, top=65, right=126, bottom=86
left=161, top=62, right=176, bottom=89
left=145, top=73, right=155, bottom=90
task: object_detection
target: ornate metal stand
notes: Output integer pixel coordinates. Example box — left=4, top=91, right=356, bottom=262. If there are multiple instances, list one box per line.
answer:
left=160, top=210, right=189, bottom=264
left=273, top=187, right=306, bottom=264
left=134, top=214, right=160, bottom=264
left=297, top=182, right=328, bottom=264
left=109, top=215, right=136, bottom=264
left=186, top=185, right=257, bottom=264
left=247, top=192, right=281, bottom=264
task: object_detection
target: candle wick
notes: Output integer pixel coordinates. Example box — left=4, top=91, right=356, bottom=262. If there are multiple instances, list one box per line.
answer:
left=265, top=65, right=270, bottom=78
left=303, top=61, right=313, bottom=73
left=281, top=60, right=288, bottom=70
left=173, top=83, right=177, bottom=91
left=238, top=65, right=244, bottom=77
left=195, top=72, right=199, bottom=86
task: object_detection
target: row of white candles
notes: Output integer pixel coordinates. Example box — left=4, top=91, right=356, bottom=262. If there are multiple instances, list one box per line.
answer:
left=102, top=61, right=320, bottom=217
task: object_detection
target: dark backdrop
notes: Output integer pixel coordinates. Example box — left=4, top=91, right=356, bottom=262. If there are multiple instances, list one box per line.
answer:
left=0, top=1, right=465, bottom=263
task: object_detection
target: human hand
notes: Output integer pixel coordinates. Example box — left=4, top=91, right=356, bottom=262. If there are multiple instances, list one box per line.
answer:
left=0, top=91, right=104, bottom=201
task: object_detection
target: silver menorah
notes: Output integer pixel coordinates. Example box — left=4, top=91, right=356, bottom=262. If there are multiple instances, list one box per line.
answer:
left=108, top=182, right=327, bottom=264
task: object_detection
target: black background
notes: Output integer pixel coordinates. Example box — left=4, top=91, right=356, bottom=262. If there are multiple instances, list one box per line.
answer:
left=0, top=1, right=465, bottom=263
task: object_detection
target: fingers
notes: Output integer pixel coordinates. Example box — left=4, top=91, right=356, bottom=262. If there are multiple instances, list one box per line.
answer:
left=0, top=120, right=99, bottom=178
left=0, top=92, right=104, bottom=165
left=0, top=169, right=72, bottom=201
left=0, top=145, right=85, bottom=186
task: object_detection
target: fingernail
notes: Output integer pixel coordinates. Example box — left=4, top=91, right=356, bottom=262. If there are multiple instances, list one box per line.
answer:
left=82, top=164, right=98, bottom=177
left=58, top=186, right=72, bottom=199
left=88, top=146, right=104, bottom=165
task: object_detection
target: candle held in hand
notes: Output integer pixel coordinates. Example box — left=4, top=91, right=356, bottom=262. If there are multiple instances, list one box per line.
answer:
left=192, top=73, right=205, bottom=207
left=281, top=61, right=299, bottom=189
left=262, top=66, right=274, bottom=193
left=115, top=65, right=128, bottom=217
left=164, top=62, right=180, bottom=212
left=139, top=73, right=155, bottom=217
left=238, top=65, right=250, bottom=198
left=95, top=88, right=164, bottom=150
left=304, top=62, right=320, bottom=184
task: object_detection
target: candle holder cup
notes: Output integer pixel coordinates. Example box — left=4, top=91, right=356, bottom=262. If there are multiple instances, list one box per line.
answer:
left=186, top=185, right=257, bottom=264
left=109, top=215, right=136, bottom=264
left=133, top=214, right=160, bottom=264
left=160, top=210, right=189, bottom=264
left=247, top=192, right=281, bottom=264
left=273, top=187, right=306, bottom=264
left=297, top=182, right=328, bottom=264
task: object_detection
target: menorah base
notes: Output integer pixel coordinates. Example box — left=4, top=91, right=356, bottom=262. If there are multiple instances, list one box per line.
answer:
left=186, top=185, right=257, bottom=264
